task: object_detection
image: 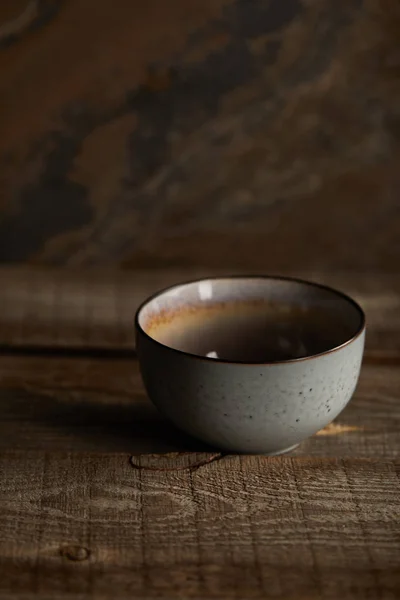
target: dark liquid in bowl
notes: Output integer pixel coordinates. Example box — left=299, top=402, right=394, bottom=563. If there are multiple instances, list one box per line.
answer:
left=147, top=301, right=358, bottom=362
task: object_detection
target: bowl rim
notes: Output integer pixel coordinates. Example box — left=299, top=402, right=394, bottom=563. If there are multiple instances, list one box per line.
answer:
left=134, top=274, right=366, bottom=366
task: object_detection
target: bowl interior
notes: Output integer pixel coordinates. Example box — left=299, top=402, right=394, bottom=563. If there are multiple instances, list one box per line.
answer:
left=137, top=277, right=364, bottom=363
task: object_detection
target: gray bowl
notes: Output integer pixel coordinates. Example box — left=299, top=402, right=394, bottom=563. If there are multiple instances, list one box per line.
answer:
left=135, top=276, right=365, bottom=454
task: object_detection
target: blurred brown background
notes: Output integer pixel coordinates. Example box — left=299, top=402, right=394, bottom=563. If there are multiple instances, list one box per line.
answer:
left=0, top=0, right=399, bottom=272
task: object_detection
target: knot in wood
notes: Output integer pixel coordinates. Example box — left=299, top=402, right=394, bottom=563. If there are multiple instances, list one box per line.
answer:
left=60, top=544, right=90, bottom=562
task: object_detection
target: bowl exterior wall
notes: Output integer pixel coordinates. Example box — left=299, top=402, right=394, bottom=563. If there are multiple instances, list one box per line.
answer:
left=136, top=329, right=365, bottom=453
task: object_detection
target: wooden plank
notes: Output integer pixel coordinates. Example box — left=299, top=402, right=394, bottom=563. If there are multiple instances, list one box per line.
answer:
left=0, top=453, right=398, bottom=599
left=0, top=355, right=398, bottom=457
left=0, top=267, right=399, bottom=359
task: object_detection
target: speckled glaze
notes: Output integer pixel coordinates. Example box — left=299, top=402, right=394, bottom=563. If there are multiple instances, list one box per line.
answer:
left=135, top=277, right=366, bottom=454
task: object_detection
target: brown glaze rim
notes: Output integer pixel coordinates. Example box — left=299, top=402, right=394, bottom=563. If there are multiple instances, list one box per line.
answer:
left=134, top=275, right=366, bottom=366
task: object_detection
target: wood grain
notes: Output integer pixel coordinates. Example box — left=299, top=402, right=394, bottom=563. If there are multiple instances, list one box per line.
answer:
left=0, top=354, right=398, bottom=458
left=0, top=453, right=399, bottom=599
left=0, top=267, right=398, bottom=599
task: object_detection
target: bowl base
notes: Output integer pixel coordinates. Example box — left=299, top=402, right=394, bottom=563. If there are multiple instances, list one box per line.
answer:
left=264, top=443, right=299, bottom=456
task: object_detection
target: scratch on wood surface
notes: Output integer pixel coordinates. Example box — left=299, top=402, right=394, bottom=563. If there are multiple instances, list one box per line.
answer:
left=130, top=452, right=225, bottom=472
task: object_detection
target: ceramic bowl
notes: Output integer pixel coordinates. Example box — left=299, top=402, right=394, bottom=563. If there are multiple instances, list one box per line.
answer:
left=135, top=276, right=365, bottom=454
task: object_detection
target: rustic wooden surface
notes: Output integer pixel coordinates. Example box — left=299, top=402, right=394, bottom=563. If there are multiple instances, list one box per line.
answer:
left=0, top=267, right=399, bottom=599
left=1, top=454, right=399, bottom=599
left=0, top=0, right=400, bottom=270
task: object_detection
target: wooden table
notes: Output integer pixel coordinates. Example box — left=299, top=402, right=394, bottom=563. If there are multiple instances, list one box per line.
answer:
left=0, top=267, right=399, bottom=599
